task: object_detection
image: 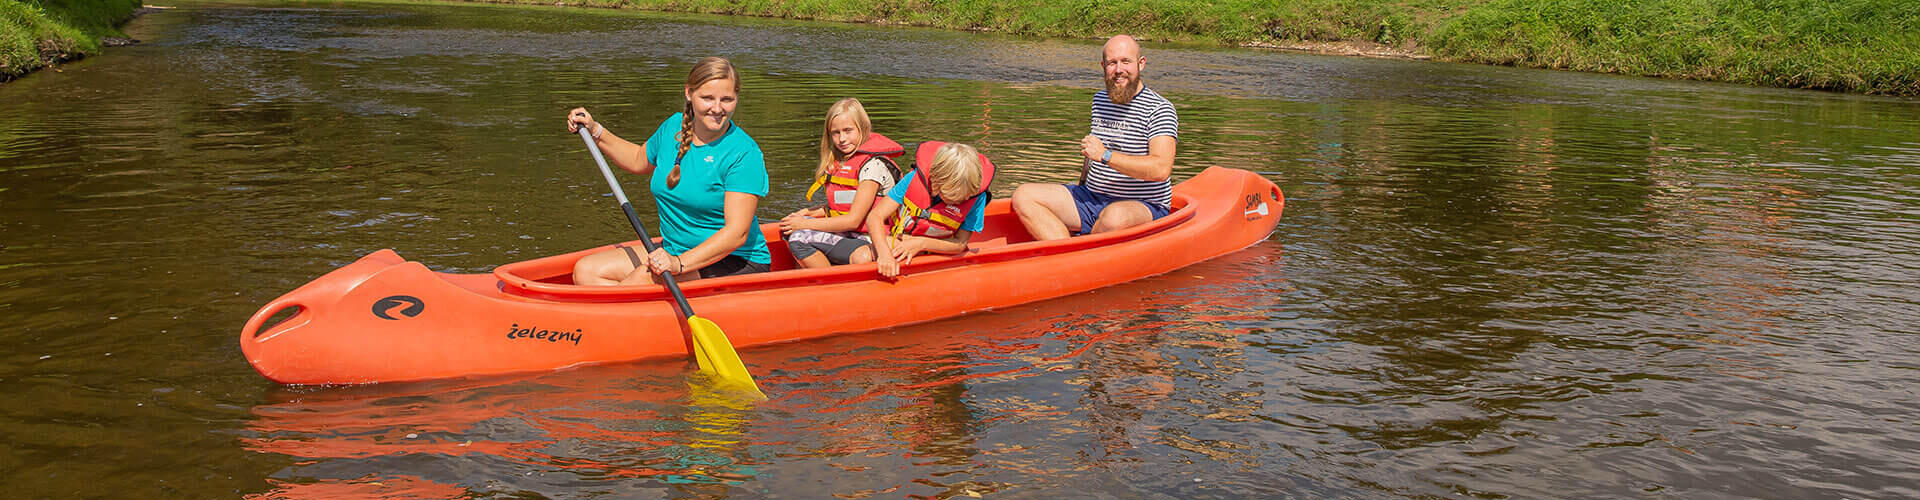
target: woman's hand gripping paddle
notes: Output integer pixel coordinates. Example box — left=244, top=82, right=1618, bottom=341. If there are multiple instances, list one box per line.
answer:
left=576, top=127, right=766, bottom=401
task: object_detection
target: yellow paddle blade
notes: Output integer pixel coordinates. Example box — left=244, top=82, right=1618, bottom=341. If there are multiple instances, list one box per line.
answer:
left=687, top=315, right=766, bottom=401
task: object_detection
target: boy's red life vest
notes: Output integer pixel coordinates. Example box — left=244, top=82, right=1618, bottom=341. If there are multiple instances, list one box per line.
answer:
left=805, top=133, right=905, bottom=217
left=891, top=141, right=996, bottom=239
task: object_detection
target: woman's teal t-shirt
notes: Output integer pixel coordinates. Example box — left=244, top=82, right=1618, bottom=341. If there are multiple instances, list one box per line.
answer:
left=642, top=114, right=771, bottom=264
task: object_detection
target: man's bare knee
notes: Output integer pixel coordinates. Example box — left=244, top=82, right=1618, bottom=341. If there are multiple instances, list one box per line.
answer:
left=1011, top=184, right=1049, bottom=210
left=1090, top=217, right=1137, bottom=233
left=1091, top=203, right=1151, bottom=233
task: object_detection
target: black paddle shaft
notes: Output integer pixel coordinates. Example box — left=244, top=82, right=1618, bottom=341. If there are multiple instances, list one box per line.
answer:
left=617, top=201, right=696, bottom=315
left=577, top=127, right=697, bottom=316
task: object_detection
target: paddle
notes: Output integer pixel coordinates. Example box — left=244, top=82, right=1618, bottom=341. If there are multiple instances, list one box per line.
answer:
left=576, top=127, right=767, bottom=401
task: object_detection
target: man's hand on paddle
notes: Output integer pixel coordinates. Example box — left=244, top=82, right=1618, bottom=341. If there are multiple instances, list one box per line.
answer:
left=1081, top=134, right=1108, bottom=163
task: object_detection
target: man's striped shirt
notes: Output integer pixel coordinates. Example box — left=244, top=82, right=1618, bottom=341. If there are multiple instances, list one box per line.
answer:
left=1086, top=86, right=1178, bottom=207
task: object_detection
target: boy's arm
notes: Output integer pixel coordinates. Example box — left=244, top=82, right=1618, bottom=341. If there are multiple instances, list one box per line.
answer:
left=905, top=231, right=972, bottom=255
left=866, top=197, right=904, bottom=277
left=890, top=231, right=970, bottom=271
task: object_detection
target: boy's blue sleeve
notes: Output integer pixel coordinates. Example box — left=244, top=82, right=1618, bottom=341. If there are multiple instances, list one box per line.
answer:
left=886, top=171, right=915, bottom=202
left=961, top=195, right=988, bottom=232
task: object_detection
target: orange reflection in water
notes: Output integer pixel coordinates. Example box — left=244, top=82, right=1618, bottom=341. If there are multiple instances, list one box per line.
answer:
left=241, top=245, right=1283, bottom=498
left=244, top=367, right=751, bottom=497
left=252, top=474, right=469, bottom=500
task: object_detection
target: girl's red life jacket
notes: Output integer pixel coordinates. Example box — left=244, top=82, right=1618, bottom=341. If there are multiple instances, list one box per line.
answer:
left=890, top=141, right=995, bottom=239
left=805, top=133, right=905, bottom=217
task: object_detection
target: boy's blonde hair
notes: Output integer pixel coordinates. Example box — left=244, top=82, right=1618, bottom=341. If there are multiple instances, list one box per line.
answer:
left=815, top=98, right=873, bottom=180
left=928, top=142, right=985, bottom=201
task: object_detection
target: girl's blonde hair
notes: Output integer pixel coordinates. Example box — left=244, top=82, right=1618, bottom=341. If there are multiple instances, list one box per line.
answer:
left=928, top=142, right=985, bottom=201
left=671, top=57, right=740, bottom=189
left=816, top=98, right=873, bottom=181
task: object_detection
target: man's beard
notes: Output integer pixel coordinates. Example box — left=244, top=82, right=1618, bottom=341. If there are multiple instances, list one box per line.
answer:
left=1106, top=76, right=1142, bottom=105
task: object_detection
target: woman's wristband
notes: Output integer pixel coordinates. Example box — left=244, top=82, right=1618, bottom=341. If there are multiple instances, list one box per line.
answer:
left=591, top=123, right=605, bottom=139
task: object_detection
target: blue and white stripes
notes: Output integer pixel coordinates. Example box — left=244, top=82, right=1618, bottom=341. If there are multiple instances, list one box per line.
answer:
left=1086, top=86, right=1179, bottom=207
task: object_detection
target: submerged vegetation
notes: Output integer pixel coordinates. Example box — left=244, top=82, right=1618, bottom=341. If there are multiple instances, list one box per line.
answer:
left=509, top=0, right=1917, bottom=95
left=2, top=0, right=144, bottom=82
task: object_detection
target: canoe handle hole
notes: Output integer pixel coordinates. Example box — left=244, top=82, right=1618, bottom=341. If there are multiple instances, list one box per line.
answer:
left=257, top=305, right=305, bottom=338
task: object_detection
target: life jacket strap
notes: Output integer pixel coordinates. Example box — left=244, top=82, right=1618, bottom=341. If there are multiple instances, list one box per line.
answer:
left=805, top=175, right=828, bottom=202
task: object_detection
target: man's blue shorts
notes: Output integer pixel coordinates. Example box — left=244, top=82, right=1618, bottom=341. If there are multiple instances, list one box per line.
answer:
left=1066, top=184, right=1172, bottom=235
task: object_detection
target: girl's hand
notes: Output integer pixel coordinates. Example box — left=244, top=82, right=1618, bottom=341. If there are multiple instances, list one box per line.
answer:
left=566, top=108, right=600, bottom=136
left=778, top=212, right=813, bottom=234
left=876, top=254, right=900, bottom=278
left=644, top=247, right=682, bottom=275
left=779, top=217, right=810, bottom=235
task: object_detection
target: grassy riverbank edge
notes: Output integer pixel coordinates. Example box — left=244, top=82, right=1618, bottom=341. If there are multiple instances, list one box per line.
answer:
left=453, top=0, right=1918, bottom=96
left=2, top=0, right=147, bottom=83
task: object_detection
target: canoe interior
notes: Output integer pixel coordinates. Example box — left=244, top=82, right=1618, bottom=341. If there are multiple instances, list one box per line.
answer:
left=498, top=194, right=1195, bottom=295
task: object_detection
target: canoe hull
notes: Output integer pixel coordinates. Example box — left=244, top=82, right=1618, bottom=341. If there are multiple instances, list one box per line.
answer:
left=240, top=167, right=1283, bottom=385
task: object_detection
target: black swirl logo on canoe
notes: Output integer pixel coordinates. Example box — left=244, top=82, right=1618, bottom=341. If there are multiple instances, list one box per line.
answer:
left=371, top=295, right=426, bottom=320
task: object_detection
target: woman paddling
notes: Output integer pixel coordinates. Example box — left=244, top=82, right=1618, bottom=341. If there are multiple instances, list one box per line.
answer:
left=564, top=57, right=772, bottom=286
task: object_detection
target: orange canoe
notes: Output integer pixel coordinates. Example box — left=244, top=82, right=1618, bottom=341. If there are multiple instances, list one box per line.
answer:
left=240, top=167, right=1283, bottom=385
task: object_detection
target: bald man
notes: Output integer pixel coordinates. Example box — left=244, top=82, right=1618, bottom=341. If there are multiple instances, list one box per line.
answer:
left=1011, top=35, right=1179, bottom=241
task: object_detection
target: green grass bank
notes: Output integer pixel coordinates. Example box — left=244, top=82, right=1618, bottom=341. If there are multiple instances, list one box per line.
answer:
left=488, top=0, right=1917, bottom=96
left=2, top=0, right=145, bottom=82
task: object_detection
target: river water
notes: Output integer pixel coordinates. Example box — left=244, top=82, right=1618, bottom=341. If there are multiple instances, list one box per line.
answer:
left=2, top=1, right=1917, bottom=498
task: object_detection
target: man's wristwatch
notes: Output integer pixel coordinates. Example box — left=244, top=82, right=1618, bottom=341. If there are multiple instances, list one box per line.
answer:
left=1101, top=150, right=1112, bottom=163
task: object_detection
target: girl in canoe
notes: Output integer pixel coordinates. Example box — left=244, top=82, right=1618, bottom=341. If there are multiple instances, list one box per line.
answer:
left=563, top=57, right=773, bottom=286
left=779, top=98, right=905, bottom=269
left=867, top=141, right=996, bottom=278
